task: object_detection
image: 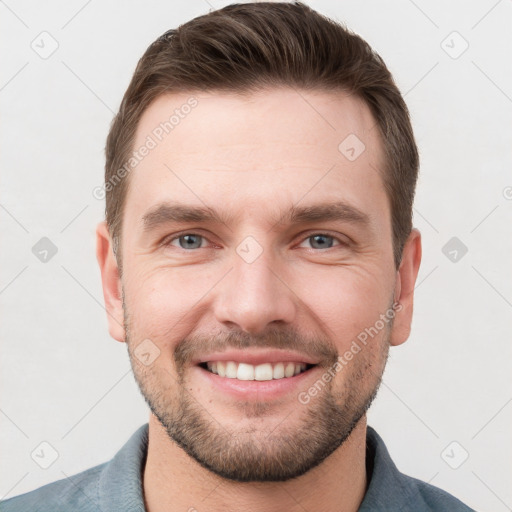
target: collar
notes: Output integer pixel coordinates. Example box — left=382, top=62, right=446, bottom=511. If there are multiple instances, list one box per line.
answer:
left=95, top=423, right=425, bottom=511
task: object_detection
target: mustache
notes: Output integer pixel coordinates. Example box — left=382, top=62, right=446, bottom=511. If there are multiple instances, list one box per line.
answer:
left=174, top=327, right=339, bottom=371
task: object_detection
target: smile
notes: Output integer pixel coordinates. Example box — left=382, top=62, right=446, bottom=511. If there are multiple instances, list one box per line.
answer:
left=199, top=361, right=315, bottom=381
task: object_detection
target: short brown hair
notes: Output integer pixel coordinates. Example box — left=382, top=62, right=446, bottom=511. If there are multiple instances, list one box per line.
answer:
left=104, top=1, right=419, bottom=273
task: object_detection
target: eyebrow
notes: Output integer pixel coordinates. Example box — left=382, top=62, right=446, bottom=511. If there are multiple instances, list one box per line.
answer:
left=141, top=200, right=372, bottom=233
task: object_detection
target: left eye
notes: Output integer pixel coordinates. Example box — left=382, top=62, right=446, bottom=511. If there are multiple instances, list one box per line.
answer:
left=298, top=234, right=341, bottom=250
left=164, top=233, right=344, bottom=251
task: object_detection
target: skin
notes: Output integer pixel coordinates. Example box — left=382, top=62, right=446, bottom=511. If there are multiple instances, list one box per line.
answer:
left=96, top=88, right=422, bottom=512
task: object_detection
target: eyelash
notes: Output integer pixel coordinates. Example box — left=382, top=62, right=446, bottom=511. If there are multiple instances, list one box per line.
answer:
left=161, top=231, right=348, bottom=251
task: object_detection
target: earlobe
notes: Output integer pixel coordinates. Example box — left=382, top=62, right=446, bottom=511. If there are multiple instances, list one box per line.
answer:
left=96, top=221, right=126, bottom=342
left=389, top=228, right=422, bottom=346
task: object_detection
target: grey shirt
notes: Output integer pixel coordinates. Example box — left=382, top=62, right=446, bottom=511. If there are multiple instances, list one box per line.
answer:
left=0, top=424, right=475, bottom=511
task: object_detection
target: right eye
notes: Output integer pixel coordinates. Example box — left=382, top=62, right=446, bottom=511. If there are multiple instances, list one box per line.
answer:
left=164, top=233, right=209, bottom=250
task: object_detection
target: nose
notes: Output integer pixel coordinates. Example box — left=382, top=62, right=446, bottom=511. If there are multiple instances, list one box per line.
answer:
left=213, top=244, right=297, bottom=334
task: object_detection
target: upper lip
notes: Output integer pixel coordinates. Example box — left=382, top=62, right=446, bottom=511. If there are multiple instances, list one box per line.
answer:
left=194, top=349, right=320, bottom=366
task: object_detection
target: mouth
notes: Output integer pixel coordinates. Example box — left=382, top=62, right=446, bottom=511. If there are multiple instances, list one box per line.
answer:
left=192, top=349, right=322, bottom=401
left=198, top=360, right=317, bottom=381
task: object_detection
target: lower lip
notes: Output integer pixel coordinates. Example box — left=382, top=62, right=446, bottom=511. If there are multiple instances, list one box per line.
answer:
left=194, top=364, right=318, bottom=401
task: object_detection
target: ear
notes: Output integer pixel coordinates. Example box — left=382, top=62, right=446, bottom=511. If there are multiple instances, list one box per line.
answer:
left=96, top=221, right=125, bottom=342
left=389, top=228, right=422, bottom=346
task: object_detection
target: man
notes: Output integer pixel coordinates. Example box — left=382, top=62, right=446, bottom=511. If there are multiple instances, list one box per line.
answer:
left=1, top=2, right=476, bottom=511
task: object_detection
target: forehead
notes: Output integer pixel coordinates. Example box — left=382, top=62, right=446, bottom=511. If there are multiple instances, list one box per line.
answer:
left=125, top=88, right=388, bottom=227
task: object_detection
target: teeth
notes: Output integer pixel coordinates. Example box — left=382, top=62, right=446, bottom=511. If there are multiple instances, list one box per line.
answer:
left=273, top=362, right=285, bottom=379
left=237, top=363, right=255, bottom=380
left=203, top=361, right=311, bottom=380
left=225, top=361, right=237, bottom=379
left=284, top=362, right=295, bottom=378
left=254, top=363, right=273, bottom=381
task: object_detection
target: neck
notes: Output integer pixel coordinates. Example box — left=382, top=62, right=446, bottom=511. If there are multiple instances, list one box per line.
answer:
left=142, top=413, right=368, bottom=512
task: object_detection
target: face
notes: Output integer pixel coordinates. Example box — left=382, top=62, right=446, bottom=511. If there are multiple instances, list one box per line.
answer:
left=97, top=88, right=421, bottom=482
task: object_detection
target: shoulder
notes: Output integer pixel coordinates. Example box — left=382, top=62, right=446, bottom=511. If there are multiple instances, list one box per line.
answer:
left=0, top=462, right=107, bottom=512
left=362, top=426, right=477, bottom=512
left=0, top=423, right=149, bottom=512
left=397, top=472, right=477, bottom=511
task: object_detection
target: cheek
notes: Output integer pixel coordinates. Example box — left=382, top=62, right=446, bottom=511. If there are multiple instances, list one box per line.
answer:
left=295, top=267, right=392, bottom=347
left=124, top=255, right=393, bottom=351
left=123, top=269, right=209, bottom=347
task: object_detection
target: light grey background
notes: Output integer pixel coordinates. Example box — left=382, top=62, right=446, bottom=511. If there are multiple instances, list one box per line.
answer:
left=1, top=1, right=511, bottom=510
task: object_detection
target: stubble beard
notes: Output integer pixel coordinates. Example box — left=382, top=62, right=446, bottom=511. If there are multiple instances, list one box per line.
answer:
left=124, top=304, right=391, bottom=482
